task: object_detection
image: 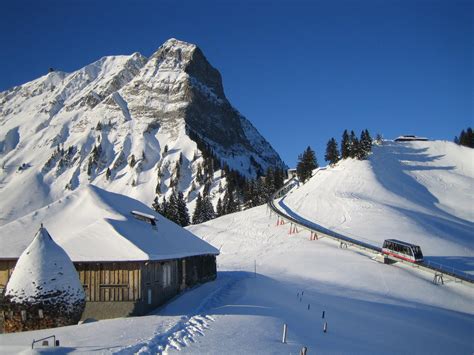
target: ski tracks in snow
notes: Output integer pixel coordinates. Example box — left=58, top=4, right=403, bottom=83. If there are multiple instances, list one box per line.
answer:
left=114, top=273, right=243, bottom=354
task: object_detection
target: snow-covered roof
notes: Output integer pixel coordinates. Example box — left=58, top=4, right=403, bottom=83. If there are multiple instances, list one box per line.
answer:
left=5, top=226, right=85, bottom=307
left=394, top=135, right=428, bottom=141
left=0, top=185, right=219, bottom=262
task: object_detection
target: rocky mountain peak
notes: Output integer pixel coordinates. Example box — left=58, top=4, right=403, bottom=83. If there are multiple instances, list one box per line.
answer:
left=150, top=38, right=224, bottom=98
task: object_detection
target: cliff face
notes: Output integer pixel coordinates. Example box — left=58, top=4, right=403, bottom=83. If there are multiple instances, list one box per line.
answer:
left=0, top=38, right=285, bottom=225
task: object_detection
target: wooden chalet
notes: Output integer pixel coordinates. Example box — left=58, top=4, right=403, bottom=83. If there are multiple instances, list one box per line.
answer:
left=0, top=186, right=218, bottom=322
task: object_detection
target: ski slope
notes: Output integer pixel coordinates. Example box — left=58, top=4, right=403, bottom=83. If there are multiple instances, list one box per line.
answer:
left=281, top=140, right=474, bottom=276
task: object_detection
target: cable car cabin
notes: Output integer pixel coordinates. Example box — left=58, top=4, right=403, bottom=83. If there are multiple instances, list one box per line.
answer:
left=382, top=239, right=423, bottom=263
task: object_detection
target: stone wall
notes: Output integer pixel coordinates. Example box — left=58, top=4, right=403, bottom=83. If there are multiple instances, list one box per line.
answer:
left=1, top=298, right=84, bottom=333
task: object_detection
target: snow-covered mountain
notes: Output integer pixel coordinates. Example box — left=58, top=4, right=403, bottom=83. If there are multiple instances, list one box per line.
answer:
left=0, top=38, right=285, bottom=225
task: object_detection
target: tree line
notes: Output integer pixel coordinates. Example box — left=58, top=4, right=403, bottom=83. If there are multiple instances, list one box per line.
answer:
left=295, top=129, right=373, bottom=183
left=454, top=127, right=473, bottom=148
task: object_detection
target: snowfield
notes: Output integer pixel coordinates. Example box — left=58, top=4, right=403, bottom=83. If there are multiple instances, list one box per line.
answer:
left=1, top=140, right=473, bottom=353
left=281, top=140, right=474, bottom=276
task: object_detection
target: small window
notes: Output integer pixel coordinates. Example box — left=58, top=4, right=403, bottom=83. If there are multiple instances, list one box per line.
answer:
left=162, top=264, right=172, bottom=287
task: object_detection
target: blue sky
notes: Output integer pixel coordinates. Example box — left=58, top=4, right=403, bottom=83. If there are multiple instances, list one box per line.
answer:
left=1, top=0, right=472, bottom=167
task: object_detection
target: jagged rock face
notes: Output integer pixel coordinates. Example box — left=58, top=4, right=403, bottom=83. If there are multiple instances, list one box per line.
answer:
left=0, top=38, right=285, bottom=225
left=2, top=227, right=85, bottom=332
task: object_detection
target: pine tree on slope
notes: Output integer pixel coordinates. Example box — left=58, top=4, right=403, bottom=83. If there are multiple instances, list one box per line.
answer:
left=200, top=194, right=216, bottom=223
left=341, top=130, right=351, bottom=159
left=349, top=130, right=359, bottom=159
left=296, top=146, right=318, bottom=183
left=192, top=193, right=203, bottom=224
left=176, top=191, right=190, bottom=227
left=325, top=138, right=340, bottom=165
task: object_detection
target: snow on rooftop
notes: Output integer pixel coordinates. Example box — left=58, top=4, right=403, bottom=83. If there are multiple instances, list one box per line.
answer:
left=0, top=185, right=219, bottom=262
left=131, top=210, right=156, bottom=221
left=5, top=226, right=85, bottom=307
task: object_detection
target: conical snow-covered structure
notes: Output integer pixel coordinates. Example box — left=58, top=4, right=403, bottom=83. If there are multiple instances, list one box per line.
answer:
left=2, top=226, right=85, bottom=332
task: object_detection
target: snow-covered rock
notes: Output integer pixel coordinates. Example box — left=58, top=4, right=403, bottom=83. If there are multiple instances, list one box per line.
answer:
left=0, top=38, right=285, bottom=226
left=2, top=226, right=85, bottom=332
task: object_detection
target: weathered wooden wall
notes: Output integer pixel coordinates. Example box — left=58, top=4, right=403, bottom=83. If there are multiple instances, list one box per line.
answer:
left=1, top=254, right=217, bottom=324
left=141, top=260, right=180, bottom=308
left=76, top=262, right=141, bottom=302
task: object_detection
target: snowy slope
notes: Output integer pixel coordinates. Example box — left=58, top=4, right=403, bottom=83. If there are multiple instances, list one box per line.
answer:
left=1, top=204, right=472, bottom=354
left=280, top=140, right=474, bottom=275
left=0, top=38, right=285, bottom=226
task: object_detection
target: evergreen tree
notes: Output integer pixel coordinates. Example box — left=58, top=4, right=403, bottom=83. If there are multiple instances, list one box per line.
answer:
left=223, top=185, right=239, bottom=214
left=216, top=198, right=223, bottom=217
left=152, top=196, right=167, bottom=216
left=196, top=164, right=204, bottom=185
left=457, top=127, right=474, bottom=148
left=358, top=129, right=372, bottom=160
left=458, top=130, right=466, bottom=146
left=192, top=193, right=203, bottom=224
left=192, top=193, right=215, bottom=224
left=176, top=191, right=190, bottom=227
left=349, top=130, right=359, bottom=158
left=296, top=146, right=318, bottom=183
left=129, top=154, right=136, bottom=167
left=362, top=129, right=372, bottom=152
left=170, top=160, right=181, bottom=188
left=325, top=138, right=340, bottom=165
left=105, top=168, right=111, bottom=180
left=86, top=158, right=92, bottom=176
left=466, top=127, right=473, bottom=148
left=201, top=195, right=216, bottom=222
left=203, top=181, right=211, bottom=196
left=341, top=130, right=351, bottom=159
left=274, top=168, right=285, bottom=191
left=166, top=191, right=179, bottom=224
